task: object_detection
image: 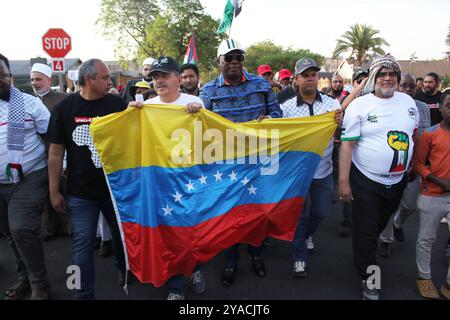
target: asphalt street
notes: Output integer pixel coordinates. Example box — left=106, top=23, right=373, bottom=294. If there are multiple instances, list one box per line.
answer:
left=0, top=200, right=448, bottom=300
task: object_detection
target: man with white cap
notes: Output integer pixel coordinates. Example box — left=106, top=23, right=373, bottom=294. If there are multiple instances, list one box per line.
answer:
left=30, top=63, right=68, bottom=241
left=199, top=39, right=282, bottom=287
left=30, top=63, right=66, bottom=113
left=122, top=57, right=156, bottom=103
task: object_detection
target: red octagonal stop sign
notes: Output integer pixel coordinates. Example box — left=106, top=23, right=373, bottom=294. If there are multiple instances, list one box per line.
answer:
left=42, top=28, right=72, bottom=58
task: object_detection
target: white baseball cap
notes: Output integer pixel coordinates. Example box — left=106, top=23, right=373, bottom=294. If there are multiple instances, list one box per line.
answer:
left=142, top=57, right=156, bottom=66
left=30, top=63, right=52, bottom=78
left=217, top=39, right=245, bottom=58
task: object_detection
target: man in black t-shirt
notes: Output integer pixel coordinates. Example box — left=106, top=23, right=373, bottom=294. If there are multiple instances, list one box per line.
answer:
left=47, top=59, right=127, bottom=300
left=415, top=72, right=442, bottom=125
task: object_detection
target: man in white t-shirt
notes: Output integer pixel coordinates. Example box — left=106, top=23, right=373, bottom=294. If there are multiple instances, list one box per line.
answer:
left=339, top=55, right=419, bottom=300
left=132, top=56, right=204, bottom=300
left=279, top=57, right=343, bottom=279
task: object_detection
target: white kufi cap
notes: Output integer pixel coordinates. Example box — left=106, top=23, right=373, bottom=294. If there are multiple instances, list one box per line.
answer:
left=30, top=63, right=52, bottom=78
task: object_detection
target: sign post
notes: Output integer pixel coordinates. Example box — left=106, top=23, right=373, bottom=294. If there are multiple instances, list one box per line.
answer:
left=42, top=28, right=71, bottom=92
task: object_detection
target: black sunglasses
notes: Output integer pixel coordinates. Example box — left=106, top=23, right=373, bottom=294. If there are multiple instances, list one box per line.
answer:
left=223, top=54, right=245, bottom=63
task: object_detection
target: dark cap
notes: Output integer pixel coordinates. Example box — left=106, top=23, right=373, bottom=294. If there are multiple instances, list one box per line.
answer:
left=294, top=57, right=320, bottom=76
left=352, top=70, right=368, bottom=82
left=149, top=56, right=180, bottom=76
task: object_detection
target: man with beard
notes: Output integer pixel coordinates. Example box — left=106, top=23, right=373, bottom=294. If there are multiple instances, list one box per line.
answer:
left=339, top=55, right=419, bottom=300
left=0, top=54, right=51, bottom=300
left=180, top=63, right=200, bottom=96
left=122, top=57, right=156, bottom=103
left=199, top=39, right=282, bottom=287
left=30, top=63, right=69, bottom=240
left=415, top=72, right=442, bottom=125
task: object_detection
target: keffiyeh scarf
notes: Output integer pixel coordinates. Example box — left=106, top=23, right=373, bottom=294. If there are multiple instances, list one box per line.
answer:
left=6, top=86, right=25, bottom=183
left=363, top=54, right=402, bottom=95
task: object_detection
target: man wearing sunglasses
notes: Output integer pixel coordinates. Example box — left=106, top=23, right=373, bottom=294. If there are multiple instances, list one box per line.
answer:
left=339, top=55, right=419, bottom=300
left=379, top=74, right=430, bottom=258
left=199, top=39, right=282, bottom=288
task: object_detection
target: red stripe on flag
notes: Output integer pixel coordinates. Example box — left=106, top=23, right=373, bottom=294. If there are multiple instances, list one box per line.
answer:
left=122, top=197, right=304, bottom=286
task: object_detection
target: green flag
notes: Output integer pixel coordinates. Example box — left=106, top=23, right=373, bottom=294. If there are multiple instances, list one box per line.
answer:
left=217, top=0, right=235, bottom=34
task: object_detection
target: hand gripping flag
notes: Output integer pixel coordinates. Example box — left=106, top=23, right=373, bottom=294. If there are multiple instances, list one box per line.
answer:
left=183, top=32, right=198, bottom=65
left=90, top=105, right=337, bottom=286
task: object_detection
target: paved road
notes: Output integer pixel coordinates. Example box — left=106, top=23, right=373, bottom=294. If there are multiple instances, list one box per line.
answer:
left=0, top=201, right=448, bottom=300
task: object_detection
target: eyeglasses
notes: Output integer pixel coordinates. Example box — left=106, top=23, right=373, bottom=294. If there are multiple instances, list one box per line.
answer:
left=377, top=71, right=397, bottom=79
left=0, top=73, right=11, bottom=79
left=399, top=83, right=416, bottom=89
left=223, top=54, right=245, bottom=63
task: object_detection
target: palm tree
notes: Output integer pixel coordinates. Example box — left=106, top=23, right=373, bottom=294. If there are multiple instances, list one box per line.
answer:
left=332, top=23, right=389, bottom=67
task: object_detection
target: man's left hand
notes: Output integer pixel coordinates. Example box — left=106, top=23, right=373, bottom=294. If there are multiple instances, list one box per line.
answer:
left=256, top=115, right=270, bottom=122
left=185, top=103, right=203, bottom=113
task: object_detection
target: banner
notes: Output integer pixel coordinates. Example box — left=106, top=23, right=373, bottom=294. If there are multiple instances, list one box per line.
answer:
left=90, top=105, right=336, bottom=286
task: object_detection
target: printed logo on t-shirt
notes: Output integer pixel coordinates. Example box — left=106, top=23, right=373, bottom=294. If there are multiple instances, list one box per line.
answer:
left=407, top=107, right=417, bottom=120
left=74, top=117, right=93, bottom=123
left=367, top=114, right=378, bottom=123
left=387, top=130, right=409, bottom=172
left=72, top=125, right=102, bottom=168
left=427, top=103, right=439, bottom=109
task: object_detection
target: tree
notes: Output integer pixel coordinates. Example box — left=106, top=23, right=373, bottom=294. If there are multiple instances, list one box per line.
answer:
left=332, top=23, right=389, bottom=66
left=97, top=0, right=224, bottom=71
left=142, top=0, right=225, bottom=71
left=96, top=0, right=159, bottom=62
left=244, top=41, right=324, bottom=74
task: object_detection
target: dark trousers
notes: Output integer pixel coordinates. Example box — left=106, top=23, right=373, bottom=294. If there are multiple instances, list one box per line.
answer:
left=350, top=164, right=407, bottom=280
left=224, top=244, right=262, bottom=269
left=0, top=168, right=49, bottom=289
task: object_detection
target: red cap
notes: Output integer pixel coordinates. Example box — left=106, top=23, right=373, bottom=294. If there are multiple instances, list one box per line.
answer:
left=278, top=69, right=292, bottom=80
left=257, top=64, right=272, bottom=75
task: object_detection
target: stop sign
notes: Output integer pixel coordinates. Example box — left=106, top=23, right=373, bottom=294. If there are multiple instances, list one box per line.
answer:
left=42, top=28, right=71, bottom=58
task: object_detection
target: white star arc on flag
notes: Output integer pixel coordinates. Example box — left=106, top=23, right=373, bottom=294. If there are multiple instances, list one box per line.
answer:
left=248, top=184, right=257, bottom=195
left=185, top=180, right=195, bottom=192
left=172, top=191, right=183, bottom=203
left=162, top=204, right=173, bottom=216
left=241, top=176, right=250, bottom=186
left=213, top=171, right=223, bottom=182
left=228, top=171, right=237, bottom=182
left=199, top=174, right=208, bottom=185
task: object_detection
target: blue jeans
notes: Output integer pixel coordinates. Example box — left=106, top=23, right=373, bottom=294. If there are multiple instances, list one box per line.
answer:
left=293, top=174, right=334, bottom=262
left=67, top=195, right=125, bottom=300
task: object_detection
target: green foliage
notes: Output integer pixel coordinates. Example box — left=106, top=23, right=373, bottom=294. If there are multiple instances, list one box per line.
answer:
left=332, top=23, right=389, bottom=66
left=244, top=41, right=324, bottom=74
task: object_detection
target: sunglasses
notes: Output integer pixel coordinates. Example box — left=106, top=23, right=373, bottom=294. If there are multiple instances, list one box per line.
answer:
left=223, top=54, right=245, bottom=63
left=377, top=71, right=398, bottom=79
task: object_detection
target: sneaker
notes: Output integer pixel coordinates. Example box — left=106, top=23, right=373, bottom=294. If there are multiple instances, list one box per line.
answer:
left=338, top=221, right=351, bottom=237
left=441, top=284, right=450, bottom=300
left=440, top=217, right=448, bottom=224
left=189, top=270, right=206, bottom=294
left=416, top=279, right=439, bottom=299
left=167, top=292, right=185, bottom=300
left=378, top=242, right=391, bottom=258
left=362, top=280, right=379, bottom=300
left=292, top=261, right=307, bottom=278
left=306, top=236, right=314, bottom=251
left=31, top=287, right=49, bottom=300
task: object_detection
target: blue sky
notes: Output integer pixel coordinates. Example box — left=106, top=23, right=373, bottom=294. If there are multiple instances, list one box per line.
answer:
left=1, top=0, right=448, bottom=61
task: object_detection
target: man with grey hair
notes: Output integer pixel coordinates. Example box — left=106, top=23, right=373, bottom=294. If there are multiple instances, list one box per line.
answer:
left=378, top=73, right=431, bottom=258
left=47, top=58, right=128, bottom=299
left=339, top=55, right=419, bottom=300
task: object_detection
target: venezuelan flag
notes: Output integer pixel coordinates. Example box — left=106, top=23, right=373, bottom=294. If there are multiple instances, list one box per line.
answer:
left=90, top=105, right=336, bottom=287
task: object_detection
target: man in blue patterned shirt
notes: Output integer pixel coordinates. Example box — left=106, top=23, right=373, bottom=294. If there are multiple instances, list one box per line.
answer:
left=199, top=39, right=282, bottom=287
